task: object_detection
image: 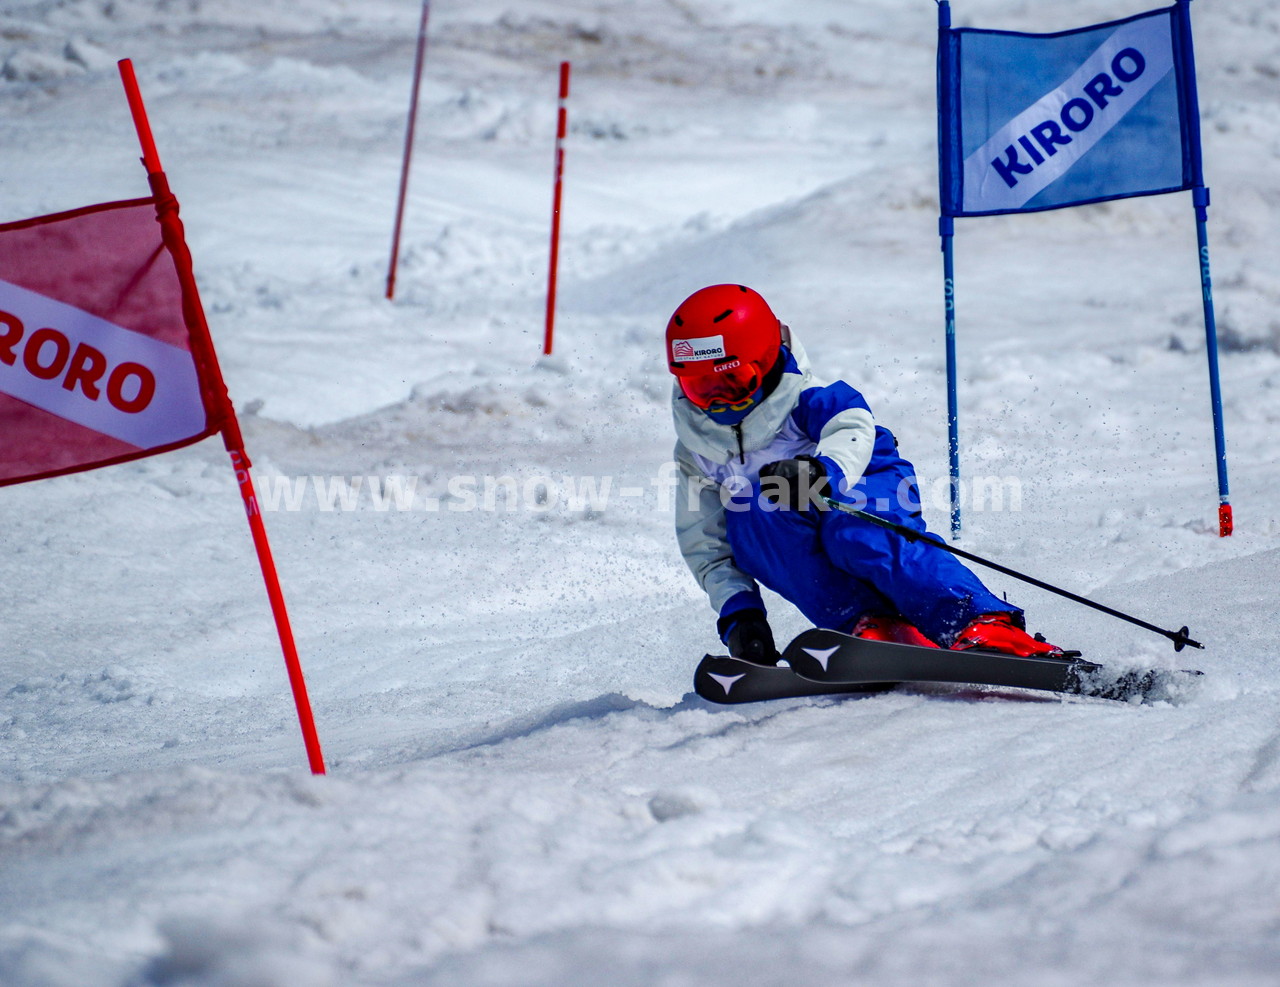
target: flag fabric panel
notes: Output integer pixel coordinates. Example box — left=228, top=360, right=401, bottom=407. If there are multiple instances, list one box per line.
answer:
left=939, top=5, right=1195, bottom=217
left=0, top=198, right=217, bottom=486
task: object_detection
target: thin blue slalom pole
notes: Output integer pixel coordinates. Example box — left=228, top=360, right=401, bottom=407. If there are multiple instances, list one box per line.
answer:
left=1193, top=189, right=1232, bottom=536
left=1177, top=0, right=1232, bottom=535
left=936, top=0, right=961, bottom=539
left=942, top=219, right=961, bottom=539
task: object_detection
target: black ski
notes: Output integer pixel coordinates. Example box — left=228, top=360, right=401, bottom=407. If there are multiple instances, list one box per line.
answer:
left=694, top=630, right=1203, bottom=705
left=781, top=628, right=1202, bottom=704
left=693, top=654, right=892, bottom=705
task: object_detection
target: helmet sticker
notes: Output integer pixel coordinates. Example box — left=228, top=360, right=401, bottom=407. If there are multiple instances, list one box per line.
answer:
left=671, top=335, right=726, bottom=362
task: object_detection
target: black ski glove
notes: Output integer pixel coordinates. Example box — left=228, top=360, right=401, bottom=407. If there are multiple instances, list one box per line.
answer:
left=718, top=608, right=780, bottom=666
left=759, top=455, right=830, bottom=510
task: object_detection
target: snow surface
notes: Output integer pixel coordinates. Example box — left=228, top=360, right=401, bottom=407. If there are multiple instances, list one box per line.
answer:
left=2, top=0, right=1279, bottom=983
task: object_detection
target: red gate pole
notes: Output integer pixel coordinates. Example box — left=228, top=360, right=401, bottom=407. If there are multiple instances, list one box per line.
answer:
left=386, top=0, right=433, bottom=301
left=118, top=59, right=326, bottom=775
left=543, top=61, right=571, bottom=356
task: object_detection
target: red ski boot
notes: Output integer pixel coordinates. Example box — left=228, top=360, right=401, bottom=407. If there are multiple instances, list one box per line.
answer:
left=949, top=613, right=1065, bottom=657
left=852, top=614, right=940, bottom=649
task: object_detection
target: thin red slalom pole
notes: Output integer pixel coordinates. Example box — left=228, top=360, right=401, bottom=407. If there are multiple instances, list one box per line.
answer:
left=118, top=59, right=326, bottom=775
left=386, top=0, right=432, bottom=301
left=231, top=451, right=326, bottom=771
left=543, top=61, right=570, bottom=356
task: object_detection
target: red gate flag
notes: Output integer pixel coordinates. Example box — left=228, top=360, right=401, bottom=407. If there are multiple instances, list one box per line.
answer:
left=0, top=59, right=327, bottom=775
left=0, top=198, right=219, bottom=486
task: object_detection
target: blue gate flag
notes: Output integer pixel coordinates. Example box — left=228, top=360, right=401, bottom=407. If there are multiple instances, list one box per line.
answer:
left=939, top=5, right=1197, bottom=216
left=933, top=1, right=1231, bottom=539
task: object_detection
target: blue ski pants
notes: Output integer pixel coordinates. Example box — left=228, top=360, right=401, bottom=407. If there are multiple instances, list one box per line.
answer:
left=723, top=465, right=1014, bottom=645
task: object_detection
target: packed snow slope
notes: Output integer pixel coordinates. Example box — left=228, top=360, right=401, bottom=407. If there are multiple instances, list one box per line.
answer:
left=2, top=0, right=1280, bottom=984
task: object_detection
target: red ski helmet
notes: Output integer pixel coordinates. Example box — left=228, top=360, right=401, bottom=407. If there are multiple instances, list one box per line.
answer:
left=666, top=284, right=782, bottom=409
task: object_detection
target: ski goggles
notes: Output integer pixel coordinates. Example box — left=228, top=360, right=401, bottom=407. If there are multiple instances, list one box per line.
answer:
left=678, top=364, right=762, bottom=410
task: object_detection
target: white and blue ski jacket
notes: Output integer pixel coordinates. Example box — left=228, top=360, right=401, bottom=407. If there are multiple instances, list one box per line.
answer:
left=672, top=333, right=903, bottom=622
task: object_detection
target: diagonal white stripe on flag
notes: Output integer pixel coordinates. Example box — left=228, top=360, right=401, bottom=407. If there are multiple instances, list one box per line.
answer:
left=962, top=15, right=1175, bottom=212
left=0, top=278, right=206, bottom=449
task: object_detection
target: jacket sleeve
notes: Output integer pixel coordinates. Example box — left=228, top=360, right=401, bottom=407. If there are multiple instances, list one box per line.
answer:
left=674, top=441, right=763, bottom=617
left=791, top=382, right=877, bottom=494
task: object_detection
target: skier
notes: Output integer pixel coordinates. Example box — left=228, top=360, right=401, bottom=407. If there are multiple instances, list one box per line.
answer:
left=668, top=283, right=1064, bottom=666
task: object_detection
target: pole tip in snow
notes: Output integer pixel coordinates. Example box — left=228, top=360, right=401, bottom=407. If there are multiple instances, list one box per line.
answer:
left=1219, top=503, right=1234, bottom=537
left=1171, top=626, right=1204, bottom=652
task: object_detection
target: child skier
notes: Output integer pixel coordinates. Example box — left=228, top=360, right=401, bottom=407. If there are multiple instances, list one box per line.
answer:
left=668, top=283, right=1064, bottom=665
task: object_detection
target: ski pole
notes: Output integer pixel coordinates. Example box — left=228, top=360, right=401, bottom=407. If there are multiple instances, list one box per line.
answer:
left=821, top=496, right=1203, bottom=651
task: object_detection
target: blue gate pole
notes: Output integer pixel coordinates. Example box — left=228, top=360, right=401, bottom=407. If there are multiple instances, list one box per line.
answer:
left=942, top=219, right=961, bottom=539
left=1192, top=191, right=1232, bottom=536
left=1178, top=0, right=1232, bottom=535
left=936, top=0, right=961, bottom=538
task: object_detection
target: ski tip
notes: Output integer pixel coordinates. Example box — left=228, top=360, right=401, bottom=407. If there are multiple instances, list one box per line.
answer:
left=1071, top=663, right=1205, bottom=705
